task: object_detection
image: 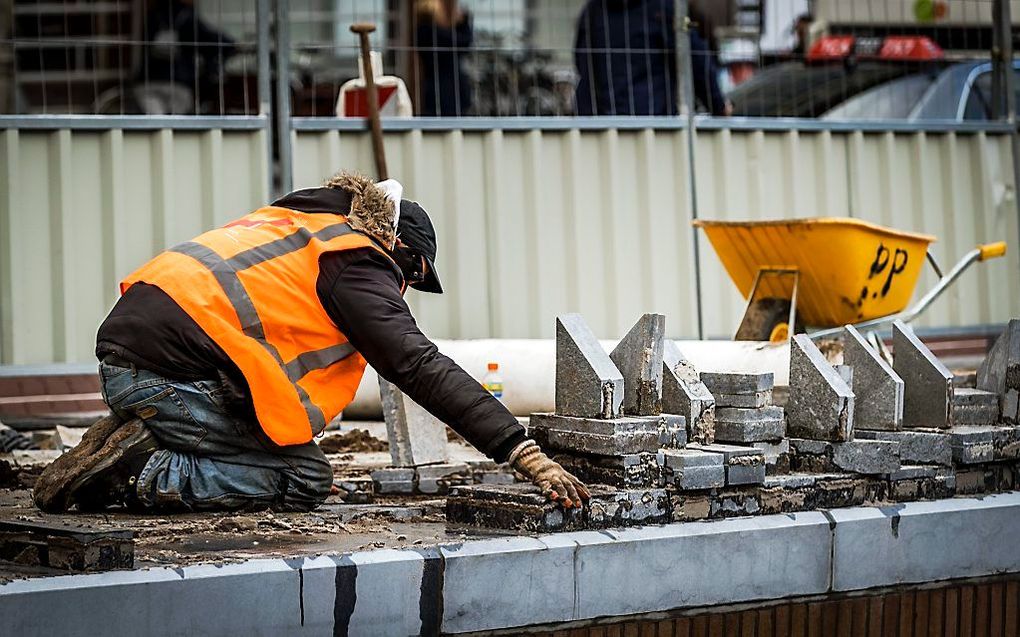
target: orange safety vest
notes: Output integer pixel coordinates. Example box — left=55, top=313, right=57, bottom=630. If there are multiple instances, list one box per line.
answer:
left=121, top=206, right=396, bottom=446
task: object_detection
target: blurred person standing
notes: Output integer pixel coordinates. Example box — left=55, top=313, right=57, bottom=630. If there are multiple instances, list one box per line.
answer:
left=574, top=0, right=728, bottom=116
left=414, top=0, right=474, bottom=116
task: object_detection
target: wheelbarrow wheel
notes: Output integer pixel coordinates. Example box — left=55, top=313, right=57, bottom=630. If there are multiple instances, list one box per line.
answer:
left=735, top=298, right=803, bottom=343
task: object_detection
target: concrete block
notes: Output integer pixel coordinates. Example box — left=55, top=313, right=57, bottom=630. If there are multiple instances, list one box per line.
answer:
left=949, top=425, right=997, bottom=464
left=977, top=319, right=1020, bottom=423
left=714, top=406, right=786, bottom=442
left=0, top=520, right=133, bottom=572
left=553, top=452, right=661, bottom=488
left=610, top=313, right=665, bottom=416
left=787, top=334, right=855, bottom=441
left=653, top=413, right=688, bottom=449
left=842, top=324, right=904, bottom=431
left=572, top=513, right=832, bottom=619
left=790, top=438, right=901, bottom=475
left=661, top=339, right=716, bottom=444
left=415, top=463, right=471, bottom=495
left=440, top=535, right=576, bottom=633
left=379, top=378, right=449, bottom=467
left=689, top=443, right=766, bottom=486
left=556, top=314, right=624, bottom=419
left=714, top=390, right=772, bottom=409
left=529, top=413, right=660, bottom=455
left=952, top=388, right=999, bottom=426
left=855, top=429, right=952, bottom=466
left=700, top=371, right=774, bottom=395
left=752, top=439, right=791, bottom=474
left=708, top=487, right=763, bottom=518
left=887, top=465, right=955, bottom=502
left=893, top=321, right=954, bottom=429
left=370, top=468, right=416, bottom=494
left=657, top=448, right=725, bottom=490
left=830, top=493, right=1020, bottom=591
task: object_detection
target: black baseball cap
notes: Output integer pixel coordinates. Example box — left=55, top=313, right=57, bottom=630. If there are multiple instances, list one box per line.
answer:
left=397, top=200, right=443, bottom=294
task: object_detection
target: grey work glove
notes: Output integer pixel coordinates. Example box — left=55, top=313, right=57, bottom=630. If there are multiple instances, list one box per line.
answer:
left=508, top=440, right=591, bottom=509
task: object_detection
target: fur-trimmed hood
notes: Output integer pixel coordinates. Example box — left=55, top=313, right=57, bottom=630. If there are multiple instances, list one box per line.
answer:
left=322, top=171, right=397, bottom=248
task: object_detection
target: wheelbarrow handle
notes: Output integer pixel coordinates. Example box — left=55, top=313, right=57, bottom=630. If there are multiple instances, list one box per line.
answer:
left=978, top=241, right=1007, bottom=261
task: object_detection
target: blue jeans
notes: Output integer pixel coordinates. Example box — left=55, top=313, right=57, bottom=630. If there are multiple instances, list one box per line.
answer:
left=99, top=361, right=333, bottom=512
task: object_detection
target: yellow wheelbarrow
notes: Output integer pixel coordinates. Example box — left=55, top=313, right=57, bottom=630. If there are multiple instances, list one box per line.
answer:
left=693, top=217, right=1007, bottom=343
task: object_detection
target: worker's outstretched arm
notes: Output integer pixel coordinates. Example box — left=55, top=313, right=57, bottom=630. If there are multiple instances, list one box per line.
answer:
left=319, top=249, right=589, bottom=506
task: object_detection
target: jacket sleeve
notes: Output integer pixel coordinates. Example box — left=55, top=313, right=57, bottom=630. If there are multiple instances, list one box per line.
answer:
left=318, top=250, right=527, bottom=462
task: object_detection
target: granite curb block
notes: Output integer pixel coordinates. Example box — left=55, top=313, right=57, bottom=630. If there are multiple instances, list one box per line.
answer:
left=4, top=494, right=1020, bottom=635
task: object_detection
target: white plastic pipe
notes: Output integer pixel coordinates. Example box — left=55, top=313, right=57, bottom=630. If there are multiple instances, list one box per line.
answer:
left=343, top=338, right=790, bottom=419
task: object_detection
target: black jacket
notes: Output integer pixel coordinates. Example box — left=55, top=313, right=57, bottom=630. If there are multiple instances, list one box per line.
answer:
left=96, top=188, right=526, bottom=461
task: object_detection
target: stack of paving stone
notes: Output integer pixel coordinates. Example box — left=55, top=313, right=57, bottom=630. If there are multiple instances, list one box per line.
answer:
left=698, top=371, right=785, bottom=474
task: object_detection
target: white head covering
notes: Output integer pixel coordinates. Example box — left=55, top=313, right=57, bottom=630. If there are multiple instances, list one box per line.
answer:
left=375, top=178, right=403, bottom=241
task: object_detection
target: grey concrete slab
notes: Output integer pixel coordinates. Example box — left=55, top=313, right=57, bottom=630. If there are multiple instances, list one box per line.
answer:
left=529, top=413, right=660, bottom=455
left=843, top=325, right=904, bottom=431
left=714, top=390, right=772, bottom=409
left=661, top=339, right=716, bottom=444
left=610, top=313, right=665, bottom=416
left=572, top=513, right=832, bottom=619
left=855, top=429, right=952, bottom=466
left=556, top=314, right=624, bottom=419
left=790, top=438, right=900, bottom=475
left=830, top=493, right=1020, bottom=591
left=952, top=388, right=1000, bottom=426
left=977, top=319, right=1020, bottom=423
left=893, top=321, right=954, bottom=429
left=658, top=448, right=726, bottom=489
left=787, top=334, right=855, bottom=441
left=441, top=535, right=576, bottom=633
left=347, top=549, right=428, bottom=636
left=553, top=452, right=661, bottom=488
left=379, top=378, right=449, bottom=467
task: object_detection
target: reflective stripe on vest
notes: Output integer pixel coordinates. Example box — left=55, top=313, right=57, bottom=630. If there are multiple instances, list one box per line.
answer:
left=169, top=239, right=357, bottom=434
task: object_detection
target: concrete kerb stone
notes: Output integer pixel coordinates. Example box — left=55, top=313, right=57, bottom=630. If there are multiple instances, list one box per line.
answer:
left=786, top=334, right=855, bottom=441
left=893, top=321, right=954, bottom=429
left=661, top=339, right=716, bottom=444
left=790, top=438, right=900, bottom=475
left=610, top=313, right=666, bottom=416
left=379, top=378, right=449, bottom=467
left=842, top=325, right=904, bottom=431
left=977, top=319, right=1020, bottom=423
left=830, top=492, right=1020, bottom=592
left=855, top=429, right=953, bottom=466
left=556, top=314, right=624, bottom=419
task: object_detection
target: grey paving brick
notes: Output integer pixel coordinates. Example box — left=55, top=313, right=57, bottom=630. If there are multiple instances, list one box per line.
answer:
left=855, top=429, right=952, bottom=466
left=977, top=319, right=1020, bottom=424
left=657, top=448, right=725, bottom=489
left=609, top=313, right=665, bottom=416
left=661, top=339, right=716, bottom=444
left=556, top=314, right=624, bottom=419
left=553, top=451, right=662, bottom=488
left=842, top=325, right=904, bottom=431
left=714, top=390, right=772, bottom=409
left=790, top=438, right=900, bottom=475
left=700, top=371, right=774, bottom=395
left=952, top=388, right=999, bottom=426
left=416, top=463, right=472, bottom=495
left=714, top=406, right=786, bottom=442
left=893, top=321, right=954, bottom=429
left=651, top=413, right=688, bottom=449
left=379, top=379, right=449, bottom=467
left=787, top=334, right=855, bottom=441
left=529, top=413, right=660, bottom=455
left=690, top=443, right=767, bottom=486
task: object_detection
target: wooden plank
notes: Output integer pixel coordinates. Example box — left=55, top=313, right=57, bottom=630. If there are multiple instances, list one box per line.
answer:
left=928, top=589, right=945, bottom=637
left=946, top=587, right=960, bottom=637
left=883, top=593, right=902, bottom=637
left=571, top=628, right=590, bottom=637
left=819, top=600, right=839, bottom=637
left=623, top=623, right=641, bottom=637
left=640, top=623, right=657, bottom=637
left=869, top=597, right=885, bottom=637
left=590, top=628, right=607, bottom=637
left=836, top=599, right=853, bottom=637
left=791, top=604, right=808, bottom=637
left=807, top=602, right=824, bottom=637
left=900, top=592, right=915, bottom=637
left=988, top=582, right=1004, bottom=637
left=915, top=591, right=931, bottom=637
left=850, top=597, right=868, bottom=637
left=724, top=613, right=741, bottom=637
left=675, top=617, right=692, bottom=637
left=961, top=585, right=976, bottom=637
left=606, top=625, right=623, bottom=637
left=658, top=619, right=676, bottom=637
left=975, top=584, right=990, bottom=637
left=775, top=604, right=792, bottom=637
left=692, top=615, right=709, bottom=637
left=708, top=614, right=725, bottom=637
left=758, top=608, right=775, bottom=637
left=741, top=610, right=757, bottom=637
left=1004, top=581, right=1019, bottom=637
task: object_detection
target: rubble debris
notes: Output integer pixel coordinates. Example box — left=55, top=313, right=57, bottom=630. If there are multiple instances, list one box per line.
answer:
left=786, top=334, right=854, bottom=441
left=318, top=428, right=389, bottom=454
left=0, top=520, right=133, bottom=572
left=842, top=325, right=904, bottom=431
left=379, top=379, right=449, bottom=466
left=893, top=321, right=954, bottom=429
left=555, top=313, right=624, bottom=419
left=609, top=313, right=665, bottom=416
left=976, top=319, right=1020, bottom=424
left=661, top=340, right=716, bottom=444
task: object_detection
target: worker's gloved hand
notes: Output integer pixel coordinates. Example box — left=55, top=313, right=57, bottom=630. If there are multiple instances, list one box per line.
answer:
left=508, top=440, right=590, bottom=509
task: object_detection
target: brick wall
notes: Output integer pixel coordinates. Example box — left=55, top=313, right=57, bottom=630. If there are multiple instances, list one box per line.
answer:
left=533, top=577, right=1020, bottom=637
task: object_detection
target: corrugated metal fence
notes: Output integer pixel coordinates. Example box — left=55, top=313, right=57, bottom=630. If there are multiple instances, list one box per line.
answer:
left=1, top=121, right=1017, bottom=365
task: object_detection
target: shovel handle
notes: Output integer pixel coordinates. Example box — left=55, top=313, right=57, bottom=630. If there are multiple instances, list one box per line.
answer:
left=978, top=242, right=1007, bottom=261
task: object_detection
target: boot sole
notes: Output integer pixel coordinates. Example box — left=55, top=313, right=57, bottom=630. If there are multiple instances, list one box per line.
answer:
left=32, top=414, right=127, bottom=512
left=65, top=422, right=158, bottom=505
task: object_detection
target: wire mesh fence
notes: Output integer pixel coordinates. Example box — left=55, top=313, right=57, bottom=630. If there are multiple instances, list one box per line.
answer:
left=0, top=0, right=1015, bottom=122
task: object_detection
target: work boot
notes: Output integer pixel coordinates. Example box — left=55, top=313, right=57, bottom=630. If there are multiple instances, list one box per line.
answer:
left=33, top=413, right=124, bottom=512
left=65, top=419, right=160, bottom=512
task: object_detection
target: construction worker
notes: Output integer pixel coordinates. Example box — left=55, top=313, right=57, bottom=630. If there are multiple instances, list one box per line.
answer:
left=34, top=172, right=590, bottom=513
